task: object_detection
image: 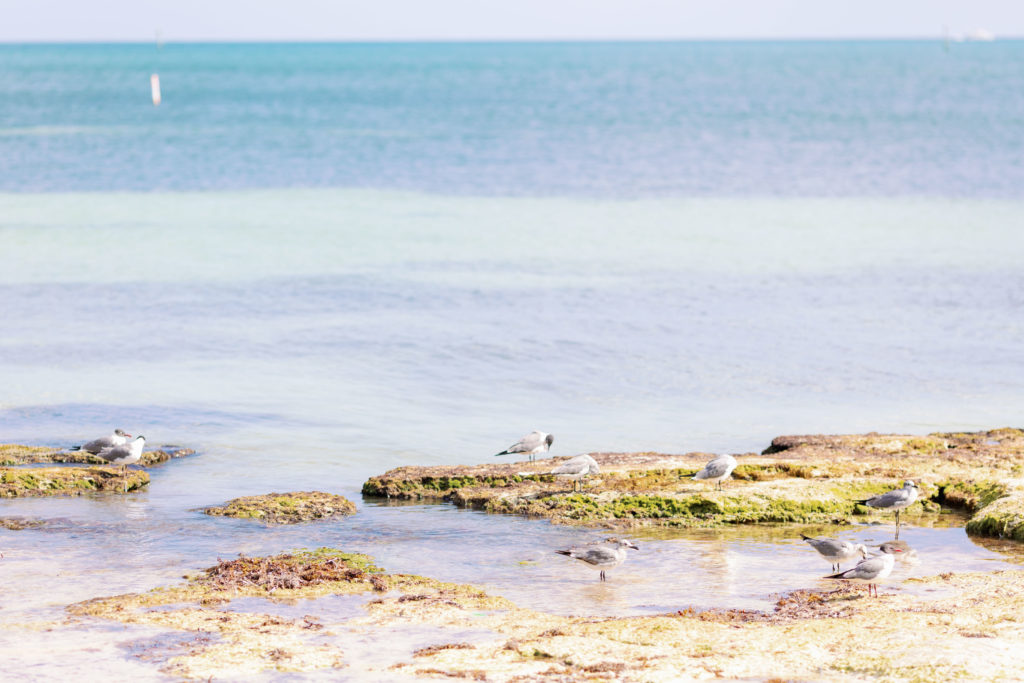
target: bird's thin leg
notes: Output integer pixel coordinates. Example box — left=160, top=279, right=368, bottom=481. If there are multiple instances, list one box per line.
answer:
left=600, top=570, right=605, bottom=582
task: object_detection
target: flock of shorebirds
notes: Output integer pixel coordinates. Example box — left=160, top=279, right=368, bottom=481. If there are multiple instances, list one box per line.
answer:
left=496, top=430, right=921, bottom=596
left=70, top=427, right=920, bottom=596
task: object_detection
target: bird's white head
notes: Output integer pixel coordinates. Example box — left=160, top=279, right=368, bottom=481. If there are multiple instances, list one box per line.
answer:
left=606, top=538, right=639, bottom=551
left=904, top=480, right=918, bottom=489
left=114, top=428, right=131, bottom=437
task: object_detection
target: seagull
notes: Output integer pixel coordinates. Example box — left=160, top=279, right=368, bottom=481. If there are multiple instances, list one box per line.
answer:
left=495, top=431, right=554, bottom=462
left=551, top=454, right=600, bottom=492
left=69, top=429, right=131, bottom=455
left=96, top=435, right=146, bottom=492
left=824, top=542, right=903, bottom=597
left=555, top=538, right=638, bottom=582
left=692, top=454, right=738, bottom=490
left=857, top=481, right=919, bottom=538
left=800, top=534, right=869, bottom=572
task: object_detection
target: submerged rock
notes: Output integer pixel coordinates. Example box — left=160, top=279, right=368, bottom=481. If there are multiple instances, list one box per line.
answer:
left=0, top=516, right=47, bottom=530
left=0, top=443, right=196, bottom=467
left=0, top=466, right=149, bottom=496
left=362, top=428, right=1024, bottom=531
left=202, top=492, right=357, bottom=525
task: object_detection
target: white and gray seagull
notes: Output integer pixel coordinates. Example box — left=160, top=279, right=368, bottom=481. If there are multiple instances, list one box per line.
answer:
left=800, top=534, right=869, bottom=572
left=824, top=542, right=903, bottom=597
left=555, top=538, right=638, bottom=582
left=96, top=435, right=146, bottom=492
left=495, top=431, right=554, bottom=462
left=551, top=454, right=600, bottom=492
left=69, top=428, right=131, bottom=455
left=858, top=480, right=919, bottom=538
left=692, top=454, right=738, bottom=491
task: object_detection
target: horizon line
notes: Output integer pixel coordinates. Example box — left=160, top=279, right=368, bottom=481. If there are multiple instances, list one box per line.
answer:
left=0, top=35, right=1019, bottom=45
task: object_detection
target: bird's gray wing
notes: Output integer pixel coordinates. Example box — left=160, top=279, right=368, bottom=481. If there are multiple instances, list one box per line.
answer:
left=552, top=455, right=598, bottom=476
left=807, top=537, right=850, bottom=556
left=507, top=432, right=543, bottom=453
left=552, top=461, right=585, bottom=475
left=570, top=546, right=618, bottom=565
left=697, top=456, right=733, bottom=480
left=81, top=436, right=114, bottom=454
left=842, top=556, right=886, bottom=580
left=95, top=444, right=129, bottom=463
left=866, top=489, right=908, bottom=508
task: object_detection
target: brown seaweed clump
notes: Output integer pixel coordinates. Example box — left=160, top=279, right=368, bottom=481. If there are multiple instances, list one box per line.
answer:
left=201, top=491, right=357, bottom=525
left=198, top=552, right=371, bottom=593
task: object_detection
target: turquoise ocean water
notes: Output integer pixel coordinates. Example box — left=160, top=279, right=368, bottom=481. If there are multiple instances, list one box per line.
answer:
left=1, top=41, right=1023, bottom=677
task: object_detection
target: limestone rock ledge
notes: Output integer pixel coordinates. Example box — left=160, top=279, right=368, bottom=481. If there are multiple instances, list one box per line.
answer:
left=362, top=428, right=1024, bottom=531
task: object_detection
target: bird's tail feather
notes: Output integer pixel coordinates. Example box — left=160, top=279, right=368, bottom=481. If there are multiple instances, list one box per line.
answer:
left=68, top=446, right=81, bottom=451
left=824, top=570, right=848, bottom=579
left=554, top=550, right=571, bottom=557
left=494, top=451, right=509, bottom=457
left=800, top=534, right=813, bottom=541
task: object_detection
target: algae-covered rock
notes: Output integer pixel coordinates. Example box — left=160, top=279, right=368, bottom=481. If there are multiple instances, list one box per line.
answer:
left=202, top=491, right=356, bottom=525
left=0, top=466, right=149, bottom=496
left=966, top=495, right=1024, bottom=542
left=362, top=429, right=1024, bottom=530
left=0, top=443, right=196, bottom=467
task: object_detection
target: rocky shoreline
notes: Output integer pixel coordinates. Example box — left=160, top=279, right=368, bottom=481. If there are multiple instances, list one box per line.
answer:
left=64, top=546, right=1024, bottom=681
left=362, top=428, right=1024, bottom=539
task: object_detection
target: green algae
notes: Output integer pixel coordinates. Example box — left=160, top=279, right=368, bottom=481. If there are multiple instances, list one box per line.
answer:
left=0, top=466, right=149, bottom=497
left=202, top=492, right=357, bottom=525
left=966, top=496, right=1024, bottom=542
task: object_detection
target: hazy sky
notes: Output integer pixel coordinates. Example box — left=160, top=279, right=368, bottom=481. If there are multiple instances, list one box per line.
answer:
left=0, top=0, right=1021, bottom=42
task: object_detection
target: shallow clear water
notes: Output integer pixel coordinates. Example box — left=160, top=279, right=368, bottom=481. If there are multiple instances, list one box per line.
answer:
left=1, top=41, right=1023, bottom=677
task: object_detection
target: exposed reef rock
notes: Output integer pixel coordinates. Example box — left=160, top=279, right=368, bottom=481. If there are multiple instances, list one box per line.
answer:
left=0, top=443, right=196, bottom=467
left=65, top=547, right=1024, bottom=681
left=363, top=428, right=1024, bottom=534
left=68, top=548, right=510, bottom=679
left=202, top=492, right=357, bottom=525
left=0, top=466, right=149, bottom=497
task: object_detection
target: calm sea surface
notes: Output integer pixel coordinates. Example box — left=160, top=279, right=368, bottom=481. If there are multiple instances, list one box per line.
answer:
left=1, top=41, right=1023, bottom=677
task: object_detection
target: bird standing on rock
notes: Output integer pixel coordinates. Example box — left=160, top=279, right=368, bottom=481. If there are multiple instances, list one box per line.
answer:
left=692, top=454, right=738, bottom=490
left=551, top=454, right=600, bottom=492
left=494, top=431, right=553, bottom=462
left=96, top=435, right=146, bottom=492
left=858, top=481, right=919, bottom=538
left=69, top=428, right=131, bottom=454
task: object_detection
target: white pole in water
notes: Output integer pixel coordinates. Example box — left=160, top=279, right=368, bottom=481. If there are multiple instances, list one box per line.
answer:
left=150, top=74, right=161, bottom=106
